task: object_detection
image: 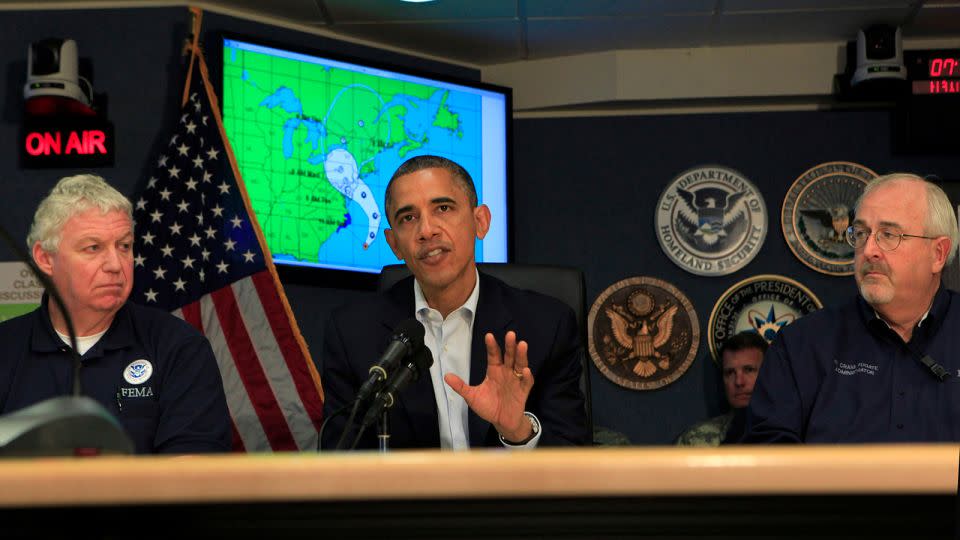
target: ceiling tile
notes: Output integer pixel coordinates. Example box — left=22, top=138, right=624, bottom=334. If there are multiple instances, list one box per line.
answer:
left=711, top=8, right=910, bottom=45
left=524, top=0, right=716, bottom=18
left=323, top=0, right=517, bottom=22
left=723, top=0, right=913, bottom=12
left=526, top=16, right=714, bottom=58
left=329, top=20, right=522, bottom=64
left=218, top=0, right=326, bottom=23
left=908, top=4, right=960, bottom=37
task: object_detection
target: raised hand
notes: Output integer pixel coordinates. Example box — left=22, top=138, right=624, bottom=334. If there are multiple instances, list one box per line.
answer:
left=444, top=330, right=535, bottom=442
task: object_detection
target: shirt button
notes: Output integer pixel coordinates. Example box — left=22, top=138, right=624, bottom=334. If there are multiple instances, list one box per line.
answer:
left=896, top=423, right=904, bottom=429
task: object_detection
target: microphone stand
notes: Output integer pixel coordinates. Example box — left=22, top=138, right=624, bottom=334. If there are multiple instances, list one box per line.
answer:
left=377, top=409, right=389, bottom=453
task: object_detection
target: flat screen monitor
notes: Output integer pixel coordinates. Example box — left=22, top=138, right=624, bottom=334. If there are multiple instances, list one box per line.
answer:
left=221, top=36, right=511, bottom=275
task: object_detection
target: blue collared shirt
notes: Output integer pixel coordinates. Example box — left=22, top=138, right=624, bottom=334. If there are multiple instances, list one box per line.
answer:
left=742, top=285, right=960, bottom=443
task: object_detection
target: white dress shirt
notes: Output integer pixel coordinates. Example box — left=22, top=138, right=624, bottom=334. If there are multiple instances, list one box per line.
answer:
left=414, top=270, right=541, bottom=450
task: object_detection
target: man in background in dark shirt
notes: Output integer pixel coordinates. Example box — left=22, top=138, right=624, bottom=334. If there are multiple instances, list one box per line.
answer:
left=743, top=173, right=960, bottom=443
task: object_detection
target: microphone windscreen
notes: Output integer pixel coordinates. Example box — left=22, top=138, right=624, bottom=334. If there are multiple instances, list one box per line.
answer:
left=392, top=318, right=425, bottom=346
left=411, top=345, right=434, bottom=371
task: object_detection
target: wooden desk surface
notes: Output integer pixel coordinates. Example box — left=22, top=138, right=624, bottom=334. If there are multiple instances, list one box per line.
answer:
left=0, top=445, right=956, bottom=507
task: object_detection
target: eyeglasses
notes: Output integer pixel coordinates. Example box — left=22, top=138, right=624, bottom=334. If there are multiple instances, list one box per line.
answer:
left=845, top=225, right=937, bottom=251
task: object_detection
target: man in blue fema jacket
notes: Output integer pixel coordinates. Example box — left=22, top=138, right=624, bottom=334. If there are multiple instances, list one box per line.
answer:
left=0, top=174, right=231, bottom=453
left=743, top=173, right=960, bottom=443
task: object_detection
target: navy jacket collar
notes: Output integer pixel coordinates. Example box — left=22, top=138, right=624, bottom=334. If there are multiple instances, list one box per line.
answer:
left=857, top=282, right=951, bottom=346
left=30, top=294, right=136, bottom=357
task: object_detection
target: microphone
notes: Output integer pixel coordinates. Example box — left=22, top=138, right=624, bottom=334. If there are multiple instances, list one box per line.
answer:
left=332, top=319, right=425, bottom=450
left=0, top=225, right=133, bottom=456
left=355, top=318, right=425, bottom=404
left=359, top=345, right=434, bottom=430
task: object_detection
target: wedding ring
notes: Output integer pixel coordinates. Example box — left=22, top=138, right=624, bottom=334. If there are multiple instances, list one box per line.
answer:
left=513, top=369, right=524, bottom=380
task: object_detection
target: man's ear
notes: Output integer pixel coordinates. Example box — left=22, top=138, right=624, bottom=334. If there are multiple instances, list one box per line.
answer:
left=384, top=228, right=403, bottom=261
left=32, top=242, right=55, bottom=277
left=932, top=236, right=952, bottom=274
left=474, top=204, right=491, bottom=240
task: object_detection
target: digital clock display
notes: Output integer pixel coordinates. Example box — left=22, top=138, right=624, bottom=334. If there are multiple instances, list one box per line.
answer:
left=906, top=49, right=960, bottom=95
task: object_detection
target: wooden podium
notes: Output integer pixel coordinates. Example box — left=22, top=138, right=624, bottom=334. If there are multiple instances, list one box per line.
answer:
left=1, top=445, right=956, bottom=537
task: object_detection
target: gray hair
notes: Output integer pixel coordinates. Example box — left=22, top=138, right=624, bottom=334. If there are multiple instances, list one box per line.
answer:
left=384, top=155, right=478, bottom=226
left=855, top=173, right=959, bottom=265
left=27, top=174, right=132, bottom=253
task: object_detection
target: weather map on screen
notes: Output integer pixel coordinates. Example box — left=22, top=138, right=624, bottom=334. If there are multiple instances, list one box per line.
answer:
left=221, top=37, right=510, bottom=274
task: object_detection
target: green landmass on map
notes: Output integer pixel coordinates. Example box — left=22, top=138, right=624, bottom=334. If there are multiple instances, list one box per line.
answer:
left=223, top=47, right=462, bottom=264
left=434, top=91, right=461, bottom=136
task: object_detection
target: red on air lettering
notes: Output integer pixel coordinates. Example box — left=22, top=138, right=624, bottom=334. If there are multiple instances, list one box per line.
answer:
left=87, top=130, right=106, bottom=154
left=24, top=129, right=108, bottom=156
left=25, top=131, right=62, bottom=156
left=65, top=131, right=84, bottom=154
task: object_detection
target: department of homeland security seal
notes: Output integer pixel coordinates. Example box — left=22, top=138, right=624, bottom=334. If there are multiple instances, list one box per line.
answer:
left=707, top=274, right=822, bottom=362
left=588, top=276, right=699, bottom=391
left=656, top=165, right=767, bottom=276
left=781, top=161, right=877, bottom=275
left=123, top=359, right=153, bottom=385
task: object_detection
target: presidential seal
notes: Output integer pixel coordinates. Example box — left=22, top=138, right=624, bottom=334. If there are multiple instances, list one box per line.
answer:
left=656, top=165, right=767, bottom=276
left=588, top=276, right=699, bottom=391
left=707, top=274, right=822, bottom=362
left=781, top=161, right=877, bottom=275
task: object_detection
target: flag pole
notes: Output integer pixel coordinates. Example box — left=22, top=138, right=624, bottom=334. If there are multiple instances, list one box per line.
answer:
left=181, top=6, right=203, bottom=108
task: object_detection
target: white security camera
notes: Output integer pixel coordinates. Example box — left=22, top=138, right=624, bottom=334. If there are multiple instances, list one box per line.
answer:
left=23, top=38, right=93, bottom=109
left=851, top=25, right=906, bottom=86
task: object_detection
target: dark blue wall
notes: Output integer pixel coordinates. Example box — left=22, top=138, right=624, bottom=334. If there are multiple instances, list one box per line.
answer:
left=515, top=112, right=960, bottom=443
left=2, top=8, right=957, bottom=445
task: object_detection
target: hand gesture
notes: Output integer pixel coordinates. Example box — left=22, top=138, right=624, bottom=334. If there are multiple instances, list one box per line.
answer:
left=444, top=331, right=535, bottom=442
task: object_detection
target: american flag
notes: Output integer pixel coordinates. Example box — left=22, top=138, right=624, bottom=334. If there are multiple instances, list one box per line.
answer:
left=132, top=50, right=324, bottom=451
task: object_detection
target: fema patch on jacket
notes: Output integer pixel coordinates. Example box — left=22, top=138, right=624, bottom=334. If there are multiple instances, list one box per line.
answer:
left=123, top=359, right=153, bottom=385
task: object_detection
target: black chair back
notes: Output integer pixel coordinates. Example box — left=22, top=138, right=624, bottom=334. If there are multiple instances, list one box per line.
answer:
left=378, top=262, right=594, bottom=441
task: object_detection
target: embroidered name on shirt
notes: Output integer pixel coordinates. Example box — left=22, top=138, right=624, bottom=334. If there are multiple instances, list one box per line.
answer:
left=835, top=360, right=878, bottom=376
left=120, top=386, right=154, bottom=398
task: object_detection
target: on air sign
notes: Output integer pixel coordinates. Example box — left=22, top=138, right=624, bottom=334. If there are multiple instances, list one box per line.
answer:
left=20, top=120, right=114, bottom=168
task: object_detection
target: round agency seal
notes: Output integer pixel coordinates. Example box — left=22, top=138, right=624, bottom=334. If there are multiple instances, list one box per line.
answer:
left=123, top=359, right=154, bottom=385
left=781, top=161, right=877, bottom=275
left=588, top=276, right=700, bottom=391
left=656, top=165, right=768, bottom=276
left=707, top=274, right=822, bottom=362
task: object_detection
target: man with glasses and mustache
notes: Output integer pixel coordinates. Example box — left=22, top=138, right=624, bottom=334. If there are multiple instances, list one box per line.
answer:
left=740, top=173, right=960, bottom=443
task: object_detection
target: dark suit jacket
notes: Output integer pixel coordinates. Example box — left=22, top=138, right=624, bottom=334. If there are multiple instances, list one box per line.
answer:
left=321, top=272, right=589, bottom=449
